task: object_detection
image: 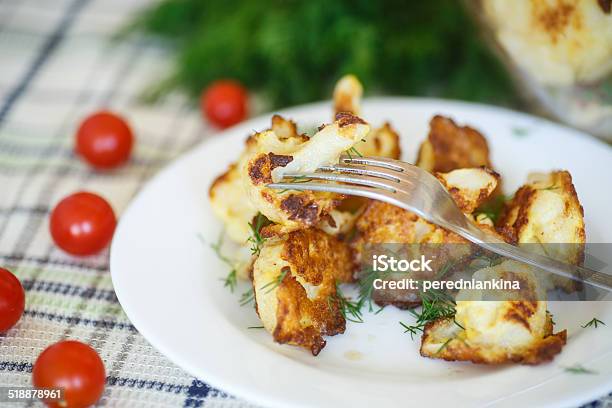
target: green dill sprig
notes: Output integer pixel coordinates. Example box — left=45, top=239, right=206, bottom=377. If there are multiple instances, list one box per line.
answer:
left=581, top=317, right=605, bottom=329
left=473, top=194, right=509, bottom=224
left=435, top=338, right=452, bottom=355
left=239, top=288, right=255, bottom=306
left=279, top=175, right=314, bottom=194
left=512, top=127, right=530, bottom=138
left=547, top=310, right=556, bottom=326
left=240, top=266, right=289, bottom=307
left=247, top=326, right=264, bottom=329
left=247, top=213, right=269, bottom=256
left=260, top=267, right=289, bottom=294
left=345, top=146, right=363, bottom=159
left=564, top=364, right=598, bottom=375
left=199, top=232, right=239, bottom=293
left=400, top=288, right=457, bottom=340
left=356, top=266, right=389, bottom=312
left=330, top=283, right=363, bottom=323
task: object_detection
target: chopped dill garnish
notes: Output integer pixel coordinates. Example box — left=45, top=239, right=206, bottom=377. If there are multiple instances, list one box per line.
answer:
left=473, top=194, right=509, bottom=224
left=547, top=310, right=556, bottom=326
left=564, top=364, right=598, bottom=375
left=198, top=232, right=238, bottom=293
left=539, top=185, right=559, bottom=191
left=240, top=288, right=255, bottom=306
left=247, top=326, right=264, bottom=329
left=581, top=317, right=605, bottom=329
left=345, top=146, right=363, bottom=159
left=260, top=267, right=289, bottom=294
left=330, top=283, right=363, bottom=323
left=435, top=338, right=452, bottom=355
left=512, top=127, right=530, bottom=137
left=356, top=266, right=389, bottom=312
left=401, top=288, right=457, bottom=340
left=247, top=213, right=270, bottom=256
left=239, top=266, right=289, bottom=307
left=278, top=175, right=313, bottom=193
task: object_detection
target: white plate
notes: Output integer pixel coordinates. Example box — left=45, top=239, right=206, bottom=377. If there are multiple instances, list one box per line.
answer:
left=110, top=98, right=612, bottom=408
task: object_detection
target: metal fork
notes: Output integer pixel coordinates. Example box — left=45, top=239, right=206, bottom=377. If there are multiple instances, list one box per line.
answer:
left=268, top=155, right=612, bottom=292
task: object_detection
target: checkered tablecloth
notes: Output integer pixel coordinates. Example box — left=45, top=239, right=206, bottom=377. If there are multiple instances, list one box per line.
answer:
left=0, top=0, right=255, bottom=406
left=0, top=1, right=610, bottom=407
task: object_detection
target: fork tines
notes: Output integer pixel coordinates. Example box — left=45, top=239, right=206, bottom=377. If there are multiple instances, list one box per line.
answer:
left=267, top=156, right=414, bottom=197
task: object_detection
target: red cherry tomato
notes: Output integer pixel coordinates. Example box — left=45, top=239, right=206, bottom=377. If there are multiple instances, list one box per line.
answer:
left=76, top=111, right=134, bottom=169
left=49, top=192, right=116, bottom=256
left=0, top=267, right=25, bottom=332
left=33, top=340, right=106, bottom=408
left=200, top=80, right=248, bottom=128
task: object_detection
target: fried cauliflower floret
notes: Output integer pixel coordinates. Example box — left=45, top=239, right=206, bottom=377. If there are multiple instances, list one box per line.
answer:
left=209, top=140, right=259, bottom=243
left=209, top=116, right=304, bottom=243
left=253, top=229, right=355, bottom=355
left=243, top=113, right=369, bottom=236
left=332, top=75, right=402, bottom=160
left=483, top=0, right=612, bottom=86
left=359, top=122, right=402, bottom=160
left=351, top=167, right=501, bottom=308
left=353, top=167, right=500, bottom=252
left=333, top=74, right=363, bottom=115
left=416, top=115, right=492, bottom=173
left=420, top=260, right=567, bottom=365
left=497, top=170, right=585, bottom=291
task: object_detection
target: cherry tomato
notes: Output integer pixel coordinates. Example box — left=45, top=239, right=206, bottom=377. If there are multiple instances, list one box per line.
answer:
left=49, top=192, right=116, bottom=256
left=33, top=340, right=106, bottom=408
left=200, top=80, right=248, bottom=128
left=0, top=267, right=25, bottom=332
left=76, top=111, right=134, bottom=169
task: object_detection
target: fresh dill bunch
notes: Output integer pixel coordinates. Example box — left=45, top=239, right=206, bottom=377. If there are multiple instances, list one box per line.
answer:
left=125, top=0, right=518, bottom=109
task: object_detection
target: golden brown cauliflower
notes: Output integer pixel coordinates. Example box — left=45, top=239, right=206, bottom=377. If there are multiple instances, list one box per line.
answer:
left=420, top=260, right=567, bottom=365
left=416, top=115, right=492, bottom=173
left=351, top=167, right=502, bottom=308
left=497, top=170, right=586, bottom=291
left=242, top=112, right=369, bottom=237
left=332, top=74, right=402, bottom=160
left=209, top=116, right=306, bottom=243
left=483, top=0, right=612, bottom=86
left=252, top=229, right=356, bottom=355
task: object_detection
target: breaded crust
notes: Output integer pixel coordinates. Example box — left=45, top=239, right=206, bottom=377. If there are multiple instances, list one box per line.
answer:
left=417, top=115, right=492, bottom=173
left=351, top=167, right=501, bottom=308
left=497, top=170, right=586, bottom=291
left=333, top=74, right=363, bottom=116
left=420, top=315, right=566, bottom=365
left=421, top=260, right=566, bottom=365
left=243, top=113, right=369, bottom=236
left=253, top=229, right=356, bottom=355
left=209, top=115, right=305, bottom=243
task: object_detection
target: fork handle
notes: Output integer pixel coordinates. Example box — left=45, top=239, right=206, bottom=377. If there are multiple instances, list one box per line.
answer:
left=442, top=220, right=612, bottom=293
